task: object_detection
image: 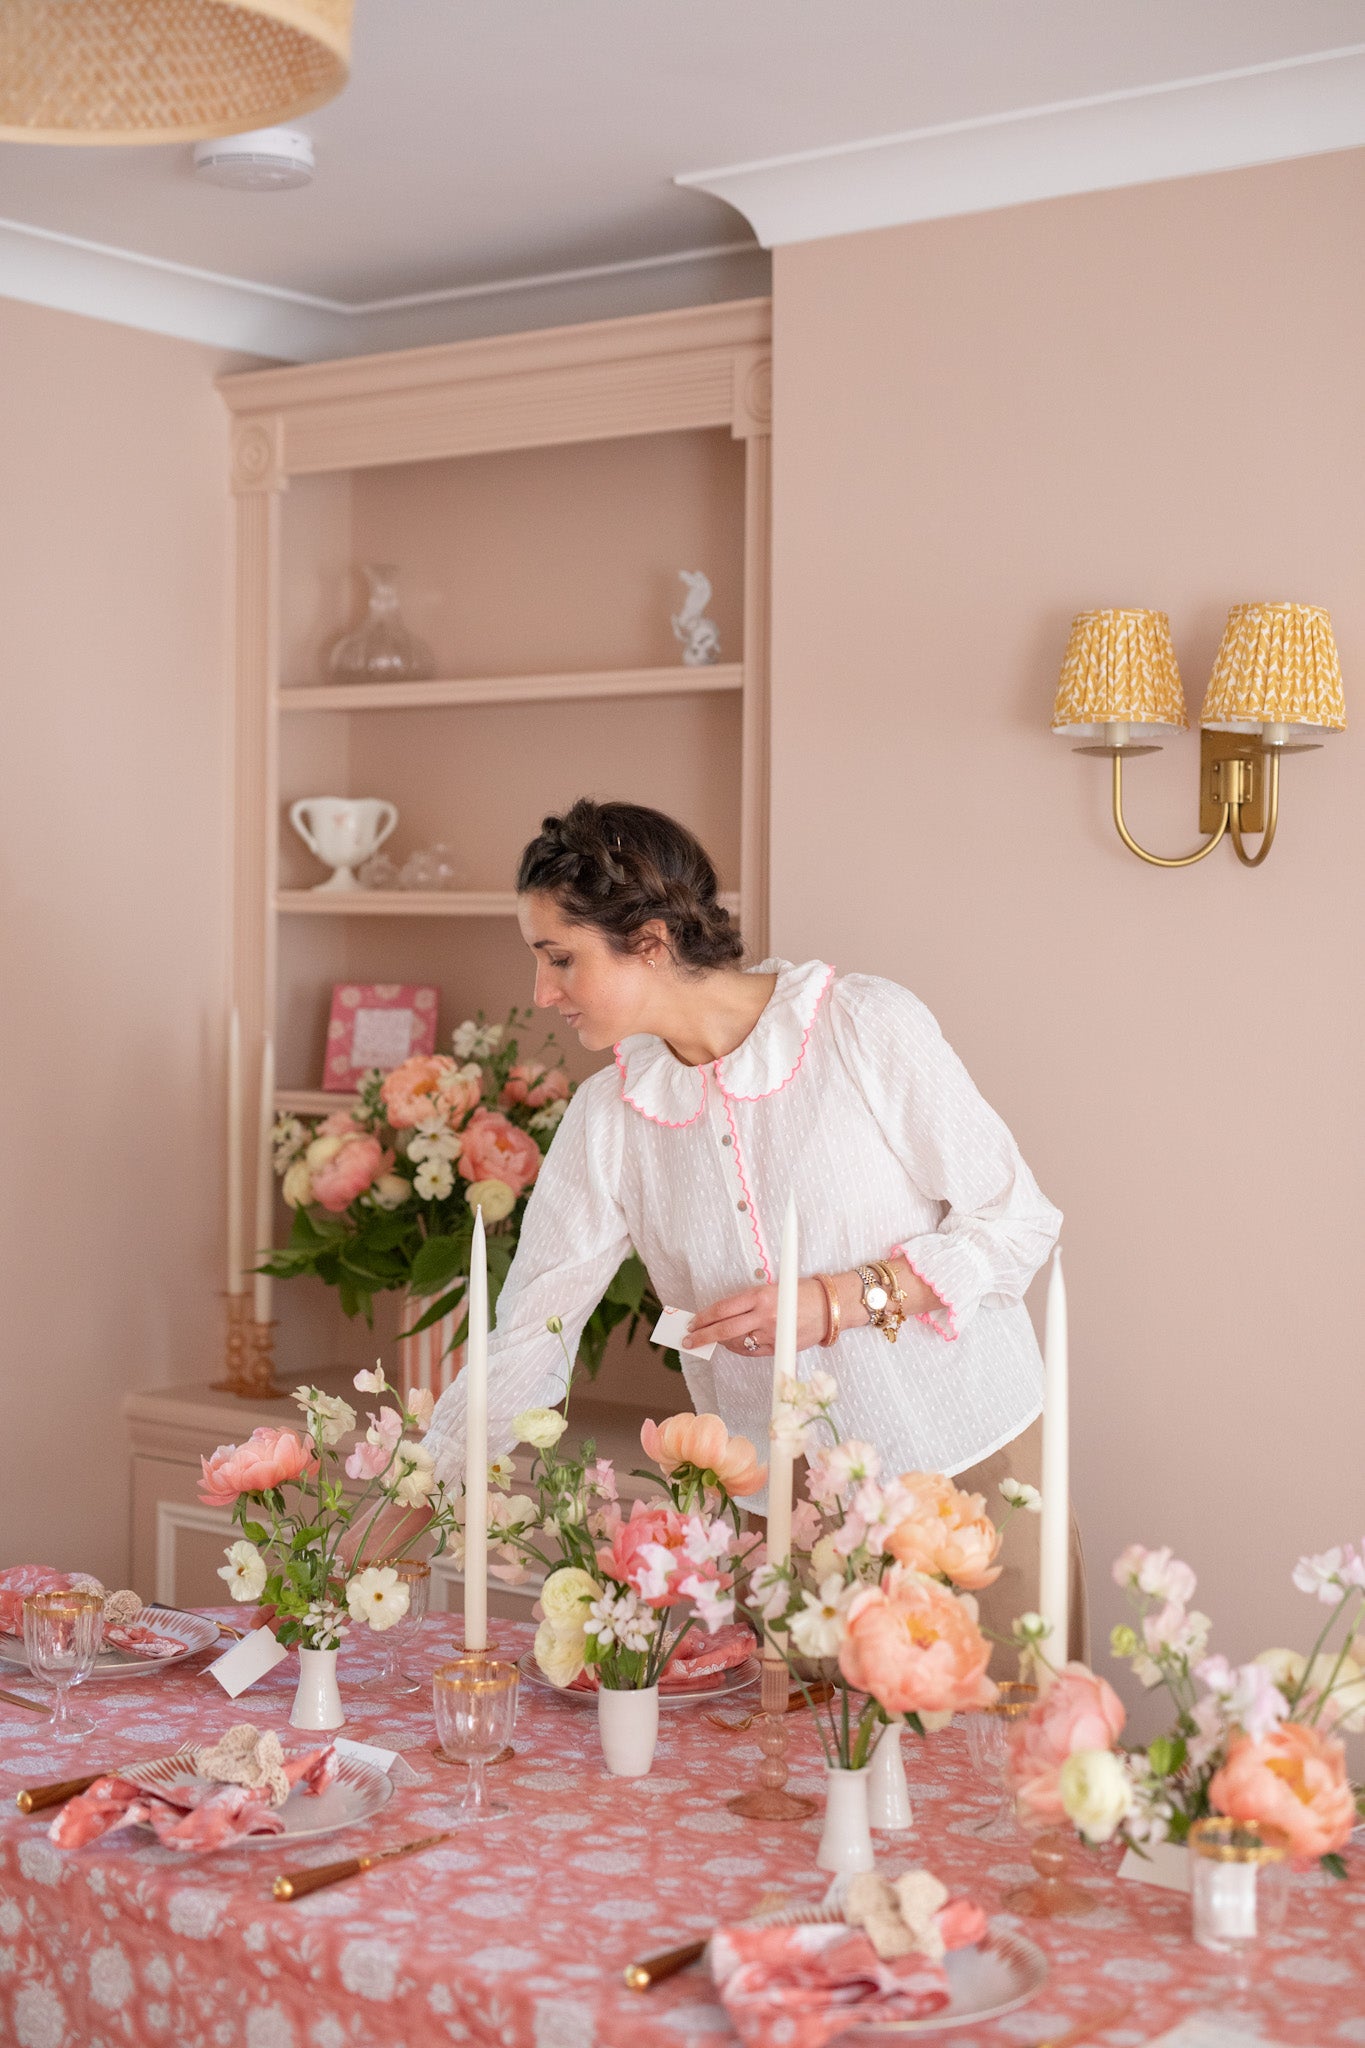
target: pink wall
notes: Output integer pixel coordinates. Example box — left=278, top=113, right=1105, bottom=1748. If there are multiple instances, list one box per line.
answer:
left=0, top=299, right=246, bottom=1583
left=769, top=150, right=1365, bottom=1709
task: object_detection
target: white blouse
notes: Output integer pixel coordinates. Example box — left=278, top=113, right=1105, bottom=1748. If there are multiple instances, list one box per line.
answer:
left=425, top=959, right=1061, bottom=1495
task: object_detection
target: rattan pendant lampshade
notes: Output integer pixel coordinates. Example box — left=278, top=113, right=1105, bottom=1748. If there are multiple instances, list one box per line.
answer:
left=0, top=1, right=352, bottom=145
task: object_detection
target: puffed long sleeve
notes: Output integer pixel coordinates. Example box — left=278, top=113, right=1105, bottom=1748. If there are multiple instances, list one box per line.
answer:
left=424, top=1072, right=633, bottom=1486
left=827, top=975, right=1060, bottom=1341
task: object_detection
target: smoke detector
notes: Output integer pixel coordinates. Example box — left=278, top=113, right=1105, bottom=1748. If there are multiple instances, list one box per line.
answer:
left=193, top=128, right=314, bottom=192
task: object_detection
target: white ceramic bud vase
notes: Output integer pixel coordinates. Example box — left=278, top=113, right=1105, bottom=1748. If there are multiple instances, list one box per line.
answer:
left=597, top=1685, right=659, bottom=1777
left=867, top=1720, right=914, bottom=1832
left=817, top=1766, right=876, bottom=1873
left=291, top=1647, right=345, bottom=1731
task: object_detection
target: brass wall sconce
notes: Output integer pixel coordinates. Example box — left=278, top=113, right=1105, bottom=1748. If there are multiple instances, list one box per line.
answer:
left=1052, top=604, right=1346, bottom=868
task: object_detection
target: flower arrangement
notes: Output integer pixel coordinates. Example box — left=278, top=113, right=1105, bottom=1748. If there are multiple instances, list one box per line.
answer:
left=199, top=1365, right=457, bottom=1651
left=265, top=1010, right=660, bottom=1373
left=477, top=1323, right=764, bottom=1692
left=1007, top=1536, right=1365, bottom=1872
left=734, top=1373, right=1038, bottom=1770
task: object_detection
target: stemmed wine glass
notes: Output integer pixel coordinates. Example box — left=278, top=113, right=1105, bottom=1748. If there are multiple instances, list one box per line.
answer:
left=964, top=1680, right=1037, bottom=1840
left=359, top=1559, right=430, bottom=1694
left=432, top=1657, right=518, bottom=1823
left=23, top=1589, right=104, bottom=1737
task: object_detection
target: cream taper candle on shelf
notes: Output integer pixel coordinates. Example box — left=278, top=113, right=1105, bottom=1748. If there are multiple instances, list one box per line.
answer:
left=252, top=1034, right=275, bottom=1326
left=1038, top=1247, right=1069, bottom=1682
left=763, top=1195, right=799, bottom=1660
left=227, top=1007, right=243, bottom=1296
left=462, top=1205, right=489, bottom=1653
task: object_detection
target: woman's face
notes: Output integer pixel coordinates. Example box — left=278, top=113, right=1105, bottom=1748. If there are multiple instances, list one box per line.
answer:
left=517, top=893, right=660, bottom=1051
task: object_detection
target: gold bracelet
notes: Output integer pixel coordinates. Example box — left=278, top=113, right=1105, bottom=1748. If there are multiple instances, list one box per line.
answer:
left=815, top=1273, right=841, bottom=1348
left=871, top=1260, right=908, bottom=1344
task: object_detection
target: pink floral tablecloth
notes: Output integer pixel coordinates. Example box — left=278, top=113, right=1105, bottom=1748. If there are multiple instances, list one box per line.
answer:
left=0, top=1613, right=1361, bottom=2048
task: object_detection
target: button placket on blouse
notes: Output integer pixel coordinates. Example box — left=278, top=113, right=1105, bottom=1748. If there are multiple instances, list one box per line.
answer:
left=710, top=1071, right=772, bottom=1285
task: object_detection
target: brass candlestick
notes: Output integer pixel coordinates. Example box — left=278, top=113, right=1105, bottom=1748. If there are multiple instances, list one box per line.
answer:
left=213, top=1313, right=287, bottom=1401
left=727, top=1658, right=816, bottom=1821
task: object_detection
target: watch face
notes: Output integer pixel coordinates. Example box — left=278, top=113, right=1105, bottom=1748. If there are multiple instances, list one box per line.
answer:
left=866, top=1286, right=889, bottom=1312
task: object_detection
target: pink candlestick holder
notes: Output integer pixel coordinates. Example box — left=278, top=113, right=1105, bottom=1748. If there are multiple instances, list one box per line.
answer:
left=727, top=1658, right=817, bottom=1821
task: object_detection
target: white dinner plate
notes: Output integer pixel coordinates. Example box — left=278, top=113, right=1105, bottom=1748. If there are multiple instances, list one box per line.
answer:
left=120, top=1749, right=393, bottom=1842
left=0, top=1606, right=222, bottom=1680
left=518, top=1649, right=762, bottom=1709
left=853, top=1926, right=1048, bottom=2034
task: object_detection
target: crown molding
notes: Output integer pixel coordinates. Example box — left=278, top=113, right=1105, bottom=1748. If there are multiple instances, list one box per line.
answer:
left=676, top=44, right=1365, bottom=246
left=0, top=218, right=770, bottom=361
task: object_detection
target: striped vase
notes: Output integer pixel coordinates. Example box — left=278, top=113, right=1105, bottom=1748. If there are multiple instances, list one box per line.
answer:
left=397, top=1287, right=462, bottom=1403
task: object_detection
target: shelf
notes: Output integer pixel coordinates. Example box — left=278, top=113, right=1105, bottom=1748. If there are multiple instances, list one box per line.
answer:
left=276, top=1089, right=357, bottom=1116
left=277, top=662, right=743, bottom=715
left=277, top=890, right=519, bottom=917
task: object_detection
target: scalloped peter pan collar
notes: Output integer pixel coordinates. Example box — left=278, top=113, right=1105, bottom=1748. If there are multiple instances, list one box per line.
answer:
left=612, top=958, right=835, bottom=1128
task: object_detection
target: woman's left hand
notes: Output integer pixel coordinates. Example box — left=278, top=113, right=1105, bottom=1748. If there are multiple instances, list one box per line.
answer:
left=687, top=1277, right=828, bottom=1358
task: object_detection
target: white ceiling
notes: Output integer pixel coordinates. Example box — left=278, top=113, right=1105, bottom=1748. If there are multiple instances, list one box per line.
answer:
left=2, top=0, right=1365, bottom=360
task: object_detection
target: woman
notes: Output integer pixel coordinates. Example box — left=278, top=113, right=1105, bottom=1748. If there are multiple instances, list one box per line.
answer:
left=426, top=799, right=1072, bottom=1645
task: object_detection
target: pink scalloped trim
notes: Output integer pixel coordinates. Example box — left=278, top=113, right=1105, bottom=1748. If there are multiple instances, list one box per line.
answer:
left=719, top=1087, right=772, bottom=1283
left=894, top=1247, right=959, bottom=1343
left=613, top=1041, right=707, bottom=1128
left=714, top=962, right=835, bottom=1103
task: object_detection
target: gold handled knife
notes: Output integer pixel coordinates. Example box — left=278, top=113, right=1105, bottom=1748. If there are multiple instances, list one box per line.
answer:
left=624, top=1939, right=708, bottom=1990
left=0, top=1688, right=50, bottom=1717
left=273, top=1832, right=449, bottom=1901
left=16, top=1772, right=100, bottom=1814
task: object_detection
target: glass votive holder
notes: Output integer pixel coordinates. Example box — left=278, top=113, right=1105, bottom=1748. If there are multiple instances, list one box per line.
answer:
left=1189, top=1817, right=1290, bottom=1988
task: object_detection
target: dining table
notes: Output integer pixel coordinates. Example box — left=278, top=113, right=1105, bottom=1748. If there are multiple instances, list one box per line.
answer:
left=0, top=1610, right=1360, bottom=2048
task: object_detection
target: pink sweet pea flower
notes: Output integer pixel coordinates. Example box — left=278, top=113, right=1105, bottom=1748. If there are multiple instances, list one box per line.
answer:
left=678, top=1573, right=735, bottom=1632
left=345, top=1408, right=402, bottom=1482
left=632, top=1542, right=681, bottom=1605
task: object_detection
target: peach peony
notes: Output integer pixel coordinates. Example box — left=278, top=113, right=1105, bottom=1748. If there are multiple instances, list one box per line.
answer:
left=596, top=1499, right=688, bottom=1605
left=309, top=1133, right=392, bottom=1213
left=838, top=1568, right=996, bottom=1718
left=1007, top=1663, right=1127, bottom=1827
left=1210, top=1721, right=1356, bottom=1859
left=501, top=1062, right=571, bottom=1110
left=381, top=1055, right=480, bottom=1131
left=457, top=1108, right=542, bottom=1196
left=199, top=1427, right=317, bottom=1508
left=641, top=1412, right=766, bottom=1499
left=884, top=1473, right=1003, bottom=1591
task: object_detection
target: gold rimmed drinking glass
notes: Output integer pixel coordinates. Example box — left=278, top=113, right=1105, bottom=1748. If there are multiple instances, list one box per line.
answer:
left=964, top=1681, right=1036, bottom=1840
left=433, top=1657, right=518, bottom=1823
left=360, top=1559, right=430, bottom=1695
left=23, top=1590, right=104, bottom=1737
left=1189, top=1817, right=1291, bottom=2010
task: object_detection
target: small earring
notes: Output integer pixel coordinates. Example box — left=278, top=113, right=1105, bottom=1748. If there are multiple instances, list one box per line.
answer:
left=648, top=958, right=657, bottom=969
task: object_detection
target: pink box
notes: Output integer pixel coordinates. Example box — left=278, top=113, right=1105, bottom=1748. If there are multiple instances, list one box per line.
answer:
left=323, top=983, right=439, bottom=1091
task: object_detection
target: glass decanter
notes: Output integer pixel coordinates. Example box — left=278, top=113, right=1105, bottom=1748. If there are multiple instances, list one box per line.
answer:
left=328, top=565, right=433, bottom=684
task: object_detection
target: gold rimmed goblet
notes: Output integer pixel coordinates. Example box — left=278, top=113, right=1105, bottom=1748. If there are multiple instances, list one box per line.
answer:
left=432, top=1657, right=518, bottom=1823
left=22, top=1590, right=104, bottom=1738
left=964, top=1680, right=1037, bottom=1840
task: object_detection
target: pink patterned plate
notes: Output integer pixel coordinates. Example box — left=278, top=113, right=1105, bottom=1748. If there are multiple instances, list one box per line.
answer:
left=0, top=1607, right=221, bottom=1680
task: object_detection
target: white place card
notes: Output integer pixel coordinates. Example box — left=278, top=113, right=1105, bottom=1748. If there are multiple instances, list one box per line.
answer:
left=651, top=1305, right=717, bottom=1361
left=333, top=1736, right=421, bottom=1785
left=1117, top=1839, right=1191, bottom=1892
left=205, top=1627, right=289, bottom=1699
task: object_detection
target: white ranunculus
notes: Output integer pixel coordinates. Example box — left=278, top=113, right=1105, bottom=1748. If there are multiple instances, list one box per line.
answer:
left=513, top=1406, right=567, bottom=1451
left=1058, top=1747, right=1133, bottom=1843
left=345, top=1565, right=411, bottom=1634
left=371, top=1173, right=412, bottom=1211
left=217, top=1540, right=267, bottom=1603
left=466, top=1177, right=516, bottom=1223
left=534, top=1617, right=586, bottom=1688
left=305, top=1133, right=345, bottom=1170
left=390, top=1442, right=437, bottom=1508
left=413, top=1157, right=455, bottom=1202
left=281, top=1159, right=313, bottom=1209
left=540, top=1567, right=601, bottom=1631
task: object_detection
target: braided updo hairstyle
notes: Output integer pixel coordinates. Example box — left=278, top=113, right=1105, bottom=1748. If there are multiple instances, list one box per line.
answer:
left=516, top=800, right=744, bottom=972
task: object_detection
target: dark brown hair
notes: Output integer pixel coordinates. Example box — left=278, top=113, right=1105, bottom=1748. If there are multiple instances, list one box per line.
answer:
left=517, top=799, right=744, bottom=971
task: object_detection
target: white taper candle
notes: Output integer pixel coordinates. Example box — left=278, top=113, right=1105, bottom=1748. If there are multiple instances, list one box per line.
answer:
left=763, top=1195, right=799, bottom=1663
left=1038, top=1246, right=1070, bottom=1683
left=252, top=1034, right=275, bottom=1325
left=227, top=1007, right=243, bottom=1295
left=463, top=1205, right=489, bottom=1653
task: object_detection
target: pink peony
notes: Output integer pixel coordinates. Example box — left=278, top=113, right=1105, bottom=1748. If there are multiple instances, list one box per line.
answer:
left=199, top=1427, right=317, bottom=1507
left=641, top=1412, right=766, bottom=1499
left=596, top=1499, right=688, bottom=1607
left=838, top=1569, right=996, bottom=1718
left=1210, top=1721, right=1356, bottom=1859
left=320, top=1110, right=362, bottom=1138
left=309, top=1133, right=392, bottom=1213
left=1008, top=1663, right=1127, bottom=1826
left=381, top=1055, right=479, bottom=1131
left=501, top=1062, right=571, bottom=1109
left=884, top=1473, right=1003, bottom=1591
left=457, top=1108, right=542, bottom=1195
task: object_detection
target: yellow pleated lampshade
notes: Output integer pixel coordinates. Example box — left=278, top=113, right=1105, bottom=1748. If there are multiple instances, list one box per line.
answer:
left=1051, top=609, right=1189, bottom=739
left=0, top=0, right=351, bottom=145
left=1200, top=603, right=1346, bottom=738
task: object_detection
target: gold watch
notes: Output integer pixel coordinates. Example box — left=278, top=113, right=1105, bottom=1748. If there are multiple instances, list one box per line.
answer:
left=856, top=1261, right=907, bottom=1343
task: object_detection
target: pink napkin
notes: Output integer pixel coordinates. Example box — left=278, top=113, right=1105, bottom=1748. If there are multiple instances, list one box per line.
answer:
left=709, top=1922, right=952, bottom=2048
left=50, top=1744, right=339, bottom=1854
left=0, top=1567, right=184, bottom=1660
